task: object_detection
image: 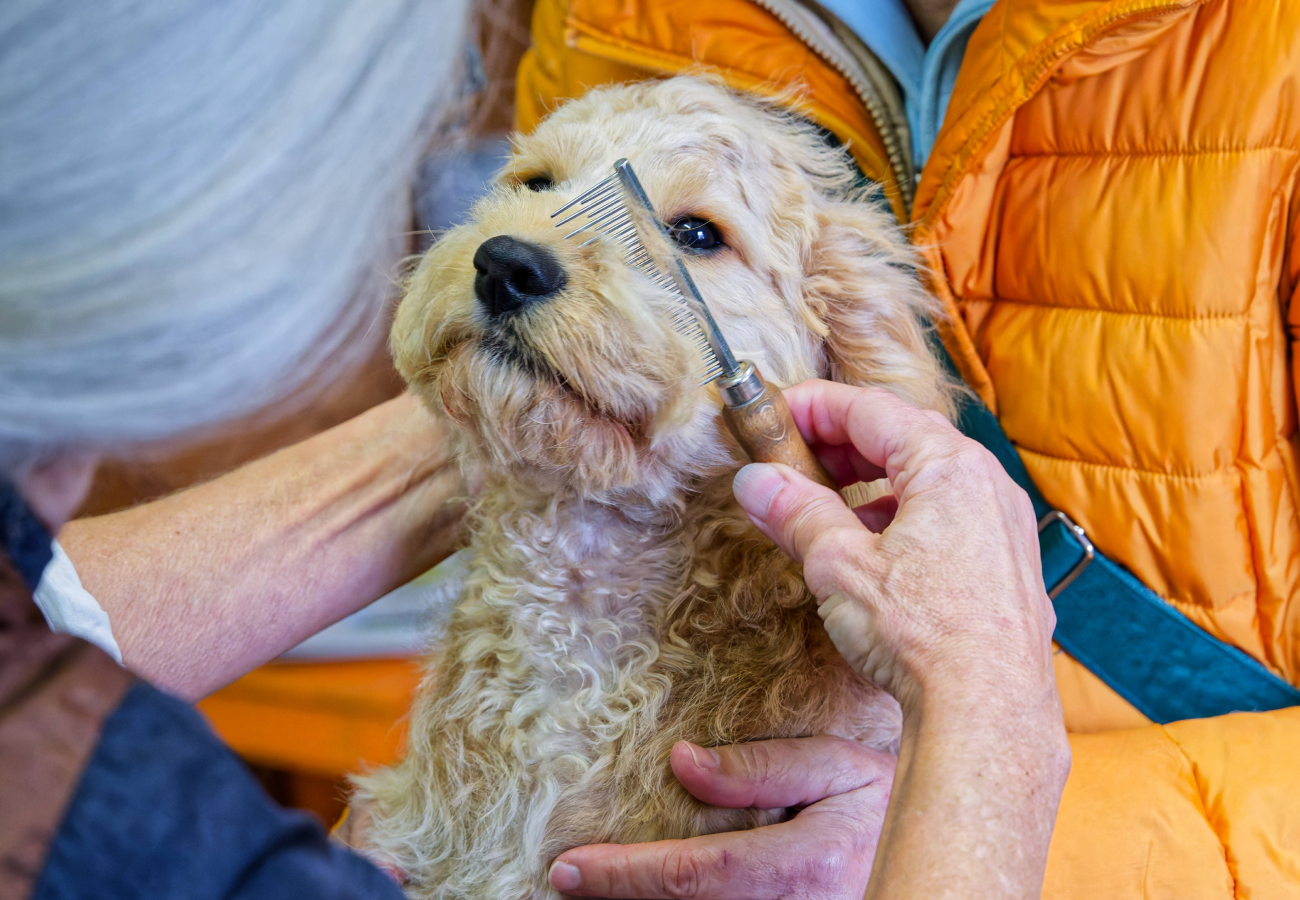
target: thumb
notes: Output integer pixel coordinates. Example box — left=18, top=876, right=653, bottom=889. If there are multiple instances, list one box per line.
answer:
left=732, top=462, right=867, bottom=563
left=670, top=737, right=895, bottom=809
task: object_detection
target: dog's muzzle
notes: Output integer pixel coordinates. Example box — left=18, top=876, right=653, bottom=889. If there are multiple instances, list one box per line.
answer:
left=473, top=235, right=567, bottom=319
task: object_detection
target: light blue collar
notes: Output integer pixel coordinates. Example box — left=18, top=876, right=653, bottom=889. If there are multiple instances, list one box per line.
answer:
left=816, top=0, right=994, bottom=168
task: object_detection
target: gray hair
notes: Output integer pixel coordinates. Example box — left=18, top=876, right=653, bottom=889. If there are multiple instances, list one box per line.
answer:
left=0, top=0, right=470, bottom=472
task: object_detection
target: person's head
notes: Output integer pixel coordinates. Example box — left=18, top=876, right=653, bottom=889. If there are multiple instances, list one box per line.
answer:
left=0, top=0, right=469, bottom=528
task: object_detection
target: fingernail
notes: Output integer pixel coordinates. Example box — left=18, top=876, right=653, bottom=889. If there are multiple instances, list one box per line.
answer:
left=549, top=860, right=581, bottom=891
left=733, top=463, right=787, bottom=521
left=686, top=741, right=721, bottom=770
left=817, top=591, right=847, bottom=611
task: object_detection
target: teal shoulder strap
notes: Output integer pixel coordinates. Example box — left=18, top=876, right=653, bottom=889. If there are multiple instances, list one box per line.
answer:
left=951, top=390, right=1300, bottom=722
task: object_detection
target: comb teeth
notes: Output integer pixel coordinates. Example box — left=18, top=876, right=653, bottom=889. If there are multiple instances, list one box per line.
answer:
left=552, top=174, right=725, bottom=385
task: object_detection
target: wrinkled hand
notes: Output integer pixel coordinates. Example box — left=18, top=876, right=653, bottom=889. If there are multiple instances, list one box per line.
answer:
left=549, top=382, right=1066, bottom=900
left=731, top=381, right=1055, bottom=710
left=548, top=736, right=894, bottom=900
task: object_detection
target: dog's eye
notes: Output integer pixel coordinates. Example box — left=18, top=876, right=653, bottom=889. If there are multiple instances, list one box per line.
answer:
left=669, top=217, right=723, bottom=251
left=523, top=175, right=555, bottom=192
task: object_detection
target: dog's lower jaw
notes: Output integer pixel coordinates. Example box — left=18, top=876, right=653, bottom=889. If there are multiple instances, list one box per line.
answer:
left=351, top=477, right=900, bottom=900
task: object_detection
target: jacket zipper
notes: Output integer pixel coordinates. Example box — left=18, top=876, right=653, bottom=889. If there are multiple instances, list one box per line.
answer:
left=749, top=0, right=916, bottom=214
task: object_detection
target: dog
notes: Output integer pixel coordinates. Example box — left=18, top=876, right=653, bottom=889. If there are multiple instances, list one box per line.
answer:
left=348, top=75, right=958, bottom=899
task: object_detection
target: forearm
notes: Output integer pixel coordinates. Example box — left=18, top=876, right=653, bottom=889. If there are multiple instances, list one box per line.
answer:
left=60, top=393, right=467, bottom=700
left=867, top=675, right=1071, bottom=900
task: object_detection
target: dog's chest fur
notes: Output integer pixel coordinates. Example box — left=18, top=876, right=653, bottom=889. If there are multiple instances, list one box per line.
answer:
left=354, top=477, right=900, bottom=900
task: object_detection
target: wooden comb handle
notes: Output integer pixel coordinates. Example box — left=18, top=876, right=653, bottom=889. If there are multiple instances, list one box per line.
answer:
left=719, top=362, right=838, bottom=490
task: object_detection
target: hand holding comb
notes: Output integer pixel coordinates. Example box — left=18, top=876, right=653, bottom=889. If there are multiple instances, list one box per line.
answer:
left=552, top=159, right=837, bottom=490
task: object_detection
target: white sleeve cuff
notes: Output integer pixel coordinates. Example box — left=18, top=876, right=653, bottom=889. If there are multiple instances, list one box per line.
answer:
left=33, top=539, right=123, bottom=664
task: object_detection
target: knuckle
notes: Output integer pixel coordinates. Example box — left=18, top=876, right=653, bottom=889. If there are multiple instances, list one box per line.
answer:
left=804, top=528, right=874, bottom=593
left=782, top=495, right=831, bottom=534
left=906, top=443, right=978, bottom=490
left=921, top=442, right=1007, bottom=502
left=1013, top=486, right=1037, bottom=524
left=795, top=842, right=851, bottom=890
left=920, top=408, right=952, bottom=428
left=806, top=523, right=864, bottom=559
left=830, top=740, right=894, bottom=789
left=660, top=847, right=707, bottom=900
left=950, top=440, right=994, bottom=474
left=595, top=855, right=631, bottom=896
left=733, top=738, right=775, bottom=781
left=910, top=404, right=958, bottom=437
left=866, top=747, right=898, bottom=780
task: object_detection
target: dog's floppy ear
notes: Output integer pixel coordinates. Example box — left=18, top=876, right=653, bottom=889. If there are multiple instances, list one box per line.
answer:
left=803, top=193, right=960, bottom=418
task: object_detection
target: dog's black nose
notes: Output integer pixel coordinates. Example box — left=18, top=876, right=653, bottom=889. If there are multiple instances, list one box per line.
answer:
left=473, top=236, right=567, bottom=318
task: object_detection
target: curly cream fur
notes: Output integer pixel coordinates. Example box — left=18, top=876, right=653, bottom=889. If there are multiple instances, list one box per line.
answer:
left=350, top=76, right=959, bottom=899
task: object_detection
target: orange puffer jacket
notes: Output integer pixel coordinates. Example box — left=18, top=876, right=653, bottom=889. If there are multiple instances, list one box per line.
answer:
left=516, top=0, right=1300, bottom=895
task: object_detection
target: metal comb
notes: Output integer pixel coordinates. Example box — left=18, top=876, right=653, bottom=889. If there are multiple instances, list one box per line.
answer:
left=548, top=158, right=837, bottom=490
left=551, top=159, right=731, bottom=385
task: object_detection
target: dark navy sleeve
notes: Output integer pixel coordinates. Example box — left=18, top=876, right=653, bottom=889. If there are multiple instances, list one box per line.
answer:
left=33, top=681, right=406, bottom=900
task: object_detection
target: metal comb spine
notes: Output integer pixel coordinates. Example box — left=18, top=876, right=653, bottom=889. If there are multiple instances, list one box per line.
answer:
left=610, top=160, right=740, bottom=380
